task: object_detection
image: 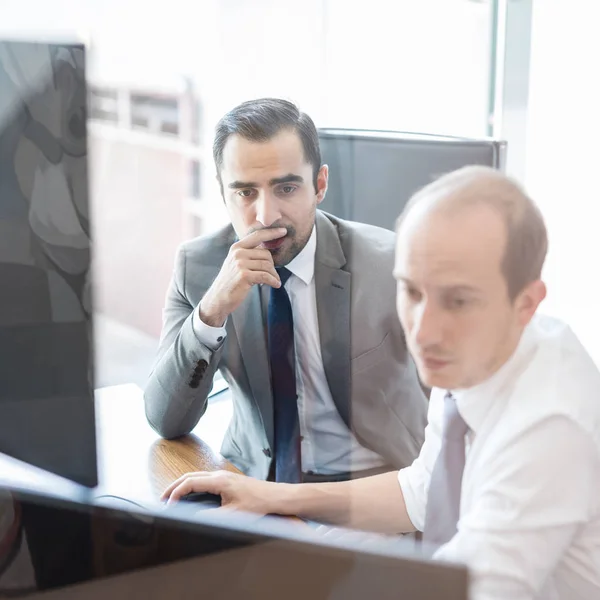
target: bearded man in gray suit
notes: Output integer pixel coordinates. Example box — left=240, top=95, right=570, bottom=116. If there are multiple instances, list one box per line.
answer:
left=144, top=98, right=427, bottom=483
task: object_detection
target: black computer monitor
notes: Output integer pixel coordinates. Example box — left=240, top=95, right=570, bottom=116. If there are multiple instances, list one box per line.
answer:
left=0, top=38, right=97, bottom=486
left=0, top=484, right=468, bottom=599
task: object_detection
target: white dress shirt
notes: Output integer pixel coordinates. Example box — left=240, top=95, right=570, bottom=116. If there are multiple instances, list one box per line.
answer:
left=398, top=313, right=600, bottom=600
left=193, top=225, right=386, bottom=475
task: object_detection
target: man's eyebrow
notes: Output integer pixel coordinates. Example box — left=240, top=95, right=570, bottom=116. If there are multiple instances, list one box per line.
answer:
left=269, top=174, right=304, bottom=186
left=227, top=174, right=304, bottom=190
left=228, top=180, right=257, bottom=189
left=440, top=284, right=481, bottom=294
left=393, top=276, right=481, bottom=294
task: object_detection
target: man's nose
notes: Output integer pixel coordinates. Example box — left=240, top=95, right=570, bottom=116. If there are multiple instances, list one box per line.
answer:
left=256, top=191, right=282, bottom=228
left=413, top=301, right=444, bottom=349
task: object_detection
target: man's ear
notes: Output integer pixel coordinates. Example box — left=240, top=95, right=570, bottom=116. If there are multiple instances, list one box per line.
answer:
left=515, top=279, right=546, bottom=327
left=316, top=164, right=328, bottom=205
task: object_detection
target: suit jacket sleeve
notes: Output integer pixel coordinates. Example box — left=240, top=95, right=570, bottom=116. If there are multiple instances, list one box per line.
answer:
left=143, top=244, right=224, bottom=438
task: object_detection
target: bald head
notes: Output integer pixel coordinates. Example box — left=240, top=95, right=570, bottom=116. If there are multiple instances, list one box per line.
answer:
left=397, top=166, right=548, bottom=300
left=394, top=166, right=548, bottom=390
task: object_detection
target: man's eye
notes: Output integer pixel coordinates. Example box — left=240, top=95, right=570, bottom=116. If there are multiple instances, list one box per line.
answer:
left=406, top=287, right=422, bottom=301
left=448, top=297, right=468, bottom=309
left=238, top=189, right=255, bottom=198
left=280, top=185, right=297, bottom=194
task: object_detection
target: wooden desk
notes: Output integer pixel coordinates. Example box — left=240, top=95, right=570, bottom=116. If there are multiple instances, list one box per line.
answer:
left=0, top=384, right=239, bottom=506
left=95, top=384, right=239, bottom=504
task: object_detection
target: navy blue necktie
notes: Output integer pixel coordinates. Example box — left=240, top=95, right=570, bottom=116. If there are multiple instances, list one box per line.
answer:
left=267, top=267, right=301, bottom=483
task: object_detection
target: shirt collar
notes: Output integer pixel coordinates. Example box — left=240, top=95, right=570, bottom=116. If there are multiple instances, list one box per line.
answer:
left=284, top=224, right=316, bottom=286
left=448, top=317, right=539, bottom=434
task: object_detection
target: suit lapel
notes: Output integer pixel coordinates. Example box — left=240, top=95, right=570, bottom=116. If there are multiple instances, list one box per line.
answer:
left=314, top=212, right=352, bottom=428
left=231, top=286, right=274, bottom=448
left=230, top=212, right=351, bottom=446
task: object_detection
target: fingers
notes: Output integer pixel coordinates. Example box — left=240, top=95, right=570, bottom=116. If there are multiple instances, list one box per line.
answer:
left=167, top=477, right=223, bottom=505
left=236, top=228, right=287, bottom=249
left=165, top=479, right=202, bottom=505
left=243, top=258, right=278, bottom=275
left=160, top=471, right=204, bottom=501
left=239, top=258, right=280, bottom=283
left=161, top=471, right=220, bottom=504
left=245, top=270, right=281, bottom=289
left=232, top=261, right=280, bottom=289
left=229, top=246, right=280, bottom=289
left=244, top=248, right=277, bottom=263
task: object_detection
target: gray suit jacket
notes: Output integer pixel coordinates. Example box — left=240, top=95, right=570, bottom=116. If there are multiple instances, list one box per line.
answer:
left=144, top=211, right=428, bottom=479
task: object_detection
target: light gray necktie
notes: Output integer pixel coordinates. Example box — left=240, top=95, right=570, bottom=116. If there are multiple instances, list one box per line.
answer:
left=422, top=392, right=469, bottom=546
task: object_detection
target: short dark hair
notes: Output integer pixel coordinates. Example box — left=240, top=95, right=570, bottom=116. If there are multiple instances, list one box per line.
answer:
left=213, top=98, right=321, bottom=193
left=397, top=166, right=548, bottom=301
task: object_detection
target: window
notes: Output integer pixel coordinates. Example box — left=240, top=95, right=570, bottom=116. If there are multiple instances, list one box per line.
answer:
left=89, top=86, right=118, bottom=124
left=189, top=159, right=201, bottom=200
left=130, top=93, right=180, bottom=137
left=321, top=0, right=494, bottom=137
left=0, top=0, right=498, bottom=393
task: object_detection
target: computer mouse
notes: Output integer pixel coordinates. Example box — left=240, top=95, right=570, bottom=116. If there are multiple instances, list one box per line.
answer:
left=179, top=492, right=222, bottom=507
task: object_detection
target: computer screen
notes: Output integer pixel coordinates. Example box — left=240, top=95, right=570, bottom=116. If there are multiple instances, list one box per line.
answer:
left=0, top=484, right=468, bottom=599
left=0, top=39, right=97, bottom=486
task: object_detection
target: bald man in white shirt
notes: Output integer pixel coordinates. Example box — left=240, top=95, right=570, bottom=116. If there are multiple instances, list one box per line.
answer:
left=162, top=166, right=600, bottom=600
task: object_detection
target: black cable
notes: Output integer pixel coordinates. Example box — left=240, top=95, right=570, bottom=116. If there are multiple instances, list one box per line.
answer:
left=92, top=495, right=156, bottom=547
left=92, top=495, right=149, bottom=511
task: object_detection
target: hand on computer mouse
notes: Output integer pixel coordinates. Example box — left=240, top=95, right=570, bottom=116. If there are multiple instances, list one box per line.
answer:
left=161, top=470, right=280, bottom=516
left=180, top=491, right=222, bottom=506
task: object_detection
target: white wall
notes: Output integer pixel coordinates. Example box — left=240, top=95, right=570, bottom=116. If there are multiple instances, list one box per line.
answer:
left=525, top=0, right=600, bottom=363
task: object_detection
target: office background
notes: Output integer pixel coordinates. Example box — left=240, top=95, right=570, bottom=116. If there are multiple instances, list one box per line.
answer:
left=0, top=0, right=595, bottom=429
